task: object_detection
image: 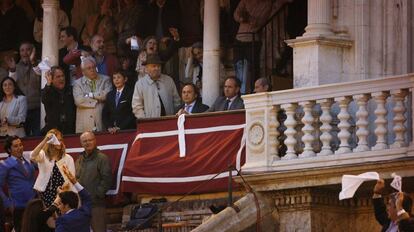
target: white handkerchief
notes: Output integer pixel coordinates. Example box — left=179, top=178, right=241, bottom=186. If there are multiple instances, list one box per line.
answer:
left=47, top=134, right=60, bottom=145
left=339, top=172, right=380, bottom=200
left=390, top=173, right=402, bottom=192
left=38, top=57, right=51, bottom=71
left=131, top=37, right=139, bottom=50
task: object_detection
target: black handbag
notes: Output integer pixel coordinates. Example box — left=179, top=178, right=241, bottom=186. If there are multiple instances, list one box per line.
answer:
left=126, top=203, right=158, bottom=230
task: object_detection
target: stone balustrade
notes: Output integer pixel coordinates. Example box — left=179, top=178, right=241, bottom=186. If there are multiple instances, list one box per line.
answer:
left=242, top=74, right=414, bottom=172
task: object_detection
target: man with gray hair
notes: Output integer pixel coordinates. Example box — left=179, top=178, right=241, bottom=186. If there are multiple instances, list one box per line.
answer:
left=253, top=77, right=271, bottom=93
left=90, top=34, right=118, bottom=77
left=73, top=56, right=112, bottom=133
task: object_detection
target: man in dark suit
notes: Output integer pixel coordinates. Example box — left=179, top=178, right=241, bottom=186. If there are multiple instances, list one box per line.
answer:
left=176, top=83, right=208, bottom=116
left=0, top=136, right=36, bottom=232
left=103, top=70, right=136, bottom=133
left=41, top=66, right=76, bottom=135
left=54, top=166, right=91, bottom=232
left=208, top=77, right=245, bottom=112
left=372, top=179, right=414, bottom=232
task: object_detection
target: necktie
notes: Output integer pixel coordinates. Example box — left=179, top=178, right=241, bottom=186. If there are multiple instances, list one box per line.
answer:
left=17, top=158, right=29, bottom=177
left=223, top=99, right=231, bottom=111
left=185, top=104, right=191, bottom=113
left=90, top=80, right=96, bottom=92
left=115, top=91, right=121, bottom=107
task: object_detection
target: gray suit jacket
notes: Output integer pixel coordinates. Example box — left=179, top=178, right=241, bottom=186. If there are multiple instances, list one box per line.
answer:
left=0, top=95, right=27, bottom=137
left=208, top=96, right=244, bottom=112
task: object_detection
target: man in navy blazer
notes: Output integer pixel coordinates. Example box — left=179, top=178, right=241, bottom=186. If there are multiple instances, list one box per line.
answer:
left=0, top=136, right=36, bottom=232
left=102, top=70, right=136, bottom=133
left=208, top=77, right=245, bottom=112
left=176, top=83, right=209, bottom=116
left=54, top=166, right=92, bottom=232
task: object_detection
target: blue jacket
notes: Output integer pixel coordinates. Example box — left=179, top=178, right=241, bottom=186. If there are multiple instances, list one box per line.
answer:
left=0, top=156, right=36, bottom=209
left=55, top=188, right=92, bottom=232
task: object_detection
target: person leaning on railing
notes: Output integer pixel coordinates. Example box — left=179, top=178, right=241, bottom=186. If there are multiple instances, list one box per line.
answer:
left=372, top=179, right=414, bottom=231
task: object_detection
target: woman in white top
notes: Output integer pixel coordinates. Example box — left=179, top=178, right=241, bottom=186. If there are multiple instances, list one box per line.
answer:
left=0, top=77, right=27, bottom=138
left=30, top=129, right=76, bottom=207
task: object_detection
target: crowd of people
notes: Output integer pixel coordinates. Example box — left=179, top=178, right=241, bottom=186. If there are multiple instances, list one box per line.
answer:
left=0, top=0, right=274, bottom=231
left=0, top=131, right=111, bottom=232
left=0, top=0, right=277, bottom=138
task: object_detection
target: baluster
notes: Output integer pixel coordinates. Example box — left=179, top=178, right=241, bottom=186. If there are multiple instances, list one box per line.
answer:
left=281, top=103, right=298, bottom=160
left=299, top=101, right=316, bottom=158
left=372, top=91, right=390, bottom=150
left=268, top=106, right=280, bottom=160
left=391, top=89, right=408, bottom=148
left=354, top=94, right=370, bottom=152
left=316, top=99, right=333, bottom=156
left=334, top=96, right=352, bottom=154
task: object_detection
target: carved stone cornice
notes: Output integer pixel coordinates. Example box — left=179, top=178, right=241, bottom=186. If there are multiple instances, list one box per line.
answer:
left=236, top=158, right=414, bottom=192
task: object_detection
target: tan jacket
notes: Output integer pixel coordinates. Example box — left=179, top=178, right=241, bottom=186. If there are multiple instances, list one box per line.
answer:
left=73, top=74, right=112, bottom=133
left=132, top=74, right=181, bottom=118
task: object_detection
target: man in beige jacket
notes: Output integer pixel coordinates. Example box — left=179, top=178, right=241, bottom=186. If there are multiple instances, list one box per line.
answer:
left=73, top=56, right=112, bottom=133
left=132, top=55, right=181, bottom=119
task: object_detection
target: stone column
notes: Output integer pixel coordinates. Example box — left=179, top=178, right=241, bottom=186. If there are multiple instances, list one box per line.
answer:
left=202, top=0, right=220, bottom=106
left=303, top=0, right=334, bottom=37
left=286, top=0, right=352, bottom=88
left=41, top=0, right=60, bottom=128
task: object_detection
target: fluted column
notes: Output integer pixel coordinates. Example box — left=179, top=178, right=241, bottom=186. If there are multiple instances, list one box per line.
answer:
left=41, top=0, right=60, bottom=128
left=372, top=91, right=390, bottom=150
left=354, top=94, right=370, bottom=152
left=303, top=0, right=334, bottom=37
left=317, top=99, right=333, bottom=156
left=390, top=89, right=408, bottom=148
left=202, top=0, right=220, bottom=106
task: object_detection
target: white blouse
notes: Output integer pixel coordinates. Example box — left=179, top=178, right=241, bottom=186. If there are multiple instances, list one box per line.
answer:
left=31, top=150, right=77, bottom=192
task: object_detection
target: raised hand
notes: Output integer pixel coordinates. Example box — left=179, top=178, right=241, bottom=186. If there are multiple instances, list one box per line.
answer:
left=4, top=56, right=16, bottom=71
left=30, top=47, right=37, bottom=64
left=373, top=179, right=385, bottom=195
left=62, top=165, right=77, bottom=184
left=45, top=70, right=53, bottom=86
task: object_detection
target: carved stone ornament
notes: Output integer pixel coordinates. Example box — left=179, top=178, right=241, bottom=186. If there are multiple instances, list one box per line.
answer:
left=248, top=123, right=265, bottom=146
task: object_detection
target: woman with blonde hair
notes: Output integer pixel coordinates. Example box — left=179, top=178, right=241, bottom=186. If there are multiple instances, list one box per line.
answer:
left=30, top=129, right=76, bottom=207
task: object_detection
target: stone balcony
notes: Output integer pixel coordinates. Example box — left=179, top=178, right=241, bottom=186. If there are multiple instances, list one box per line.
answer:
left=240, top=73, right=414, bottom=191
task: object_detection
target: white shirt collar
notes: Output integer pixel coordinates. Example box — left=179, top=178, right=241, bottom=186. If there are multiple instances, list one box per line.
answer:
left=227, top=95, right=238, bottom=102
left=65, top=209, right=75, bottom=215
left=185, top=100, right=196, bottom=107
left=116, top=87, right=124, bottom=94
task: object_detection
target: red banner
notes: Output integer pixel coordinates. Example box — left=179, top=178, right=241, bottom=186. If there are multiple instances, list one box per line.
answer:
left=0, top=131, right=136, bottom=196
left=1, top=112, right=246, bottom=196
left=121, top=112, right=246, bottom=195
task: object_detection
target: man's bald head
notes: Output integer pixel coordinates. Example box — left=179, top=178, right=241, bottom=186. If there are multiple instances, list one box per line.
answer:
left=80, top=131, right=97, bottom=155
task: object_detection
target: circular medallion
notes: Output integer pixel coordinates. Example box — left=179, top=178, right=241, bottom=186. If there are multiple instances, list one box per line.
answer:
left=249, top=123, right=264, bottom=146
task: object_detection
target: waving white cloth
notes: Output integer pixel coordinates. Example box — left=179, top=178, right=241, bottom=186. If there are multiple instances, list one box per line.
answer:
left=339, top=172, right=380, bottom=200
left=37, top=57, right=51, bottom=71
left=47, top=134, right=61, bottom=145
left=390, top=173, right=402, bottom=192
